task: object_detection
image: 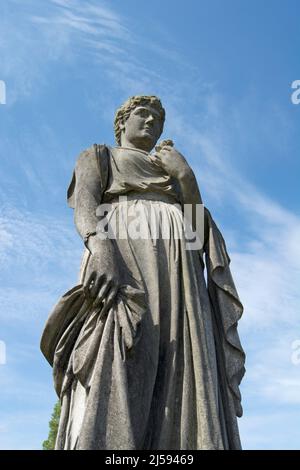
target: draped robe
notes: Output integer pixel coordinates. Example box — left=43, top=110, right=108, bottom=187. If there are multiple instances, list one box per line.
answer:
left=41, top=145, right=245, bottom=450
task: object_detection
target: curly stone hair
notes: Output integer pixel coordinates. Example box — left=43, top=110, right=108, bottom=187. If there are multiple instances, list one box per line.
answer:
left=114, top=95, right=165, bottom=146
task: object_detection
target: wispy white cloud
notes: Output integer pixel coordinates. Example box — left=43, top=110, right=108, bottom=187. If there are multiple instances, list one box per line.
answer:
left=32, top=1, right=130, bottom=44
left=1, top=0, right=202, bottom=109
left=0, top=205, right=80, bottom=271
left=164, top=104, right=300, bottom=332
left=0, top=0, right=131, bottom=104
left=0, top=204, right=82, bottom=325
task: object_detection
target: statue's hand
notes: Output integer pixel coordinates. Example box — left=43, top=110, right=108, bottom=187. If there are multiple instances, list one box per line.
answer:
left=152, top=145, right=192, bottom=180
left=83, top=239, right=120, bottom=316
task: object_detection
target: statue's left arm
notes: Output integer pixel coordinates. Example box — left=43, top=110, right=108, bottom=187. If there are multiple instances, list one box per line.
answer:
left=152, top=145, right=203, bottom=235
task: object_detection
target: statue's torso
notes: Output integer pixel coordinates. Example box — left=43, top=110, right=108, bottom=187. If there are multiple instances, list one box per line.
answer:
left=103, top=146, right=181, bottom=203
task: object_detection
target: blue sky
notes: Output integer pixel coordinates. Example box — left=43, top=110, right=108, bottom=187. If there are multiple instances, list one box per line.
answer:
left=0, top=0, right=300, bottom=449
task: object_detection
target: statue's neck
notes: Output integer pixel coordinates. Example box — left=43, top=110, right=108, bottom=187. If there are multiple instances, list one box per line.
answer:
left=115, top=146, right=150, bottom=156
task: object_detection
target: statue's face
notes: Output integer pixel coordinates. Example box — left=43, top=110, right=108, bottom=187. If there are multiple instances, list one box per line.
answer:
left=120, top=104, right=163, bottom=152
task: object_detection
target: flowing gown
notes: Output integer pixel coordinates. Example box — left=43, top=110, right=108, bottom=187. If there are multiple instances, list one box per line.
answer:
left=41, top=145, right=245, bottom=450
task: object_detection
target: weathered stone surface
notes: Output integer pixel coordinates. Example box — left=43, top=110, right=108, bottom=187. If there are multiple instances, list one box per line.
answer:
left=41, top=95, right=245, bottom=450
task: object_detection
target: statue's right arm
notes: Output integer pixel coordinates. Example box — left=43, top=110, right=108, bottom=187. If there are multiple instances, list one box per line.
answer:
left=73, top=149, right=120, bottom=312
left=73, top=149, right=102, bottom=243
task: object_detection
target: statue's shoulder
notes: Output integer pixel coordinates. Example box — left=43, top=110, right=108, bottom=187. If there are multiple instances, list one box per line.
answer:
left=67, top=144, right=110, bottom=208
left=76, top=143, right=110, bottom=165
left=75, top=143, right=110, bottom=177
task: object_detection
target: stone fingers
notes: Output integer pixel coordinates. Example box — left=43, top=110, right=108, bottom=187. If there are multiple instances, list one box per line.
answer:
left=99, top=286, right=119, bottom=318
left=93, top=279, right=112, bottom=308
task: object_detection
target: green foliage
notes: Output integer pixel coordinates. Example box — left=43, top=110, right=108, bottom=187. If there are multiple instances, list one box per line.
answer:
left=42, top=401, right=61, bottom=450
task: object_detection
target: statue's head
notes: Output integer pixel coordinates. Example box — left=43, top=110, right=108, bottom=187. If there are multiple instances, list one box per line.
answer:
left=114, top=95, right=165, bottom=152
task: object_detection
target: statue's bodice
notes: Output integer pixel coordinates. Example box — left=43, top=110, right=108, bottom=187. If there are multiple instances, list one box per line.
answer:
left=103, top=146, right=181, bottom=203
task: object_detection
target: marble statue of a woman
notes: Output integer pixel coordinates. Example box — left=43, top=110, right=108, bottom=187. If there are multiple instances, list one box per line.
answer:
left=41, top=95, right=245, bottom=450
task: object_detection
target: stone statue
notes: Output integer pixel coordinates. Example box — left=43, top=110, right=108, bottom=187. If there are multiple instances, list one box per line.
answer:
left=41, top=95, right=245, bottom=450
